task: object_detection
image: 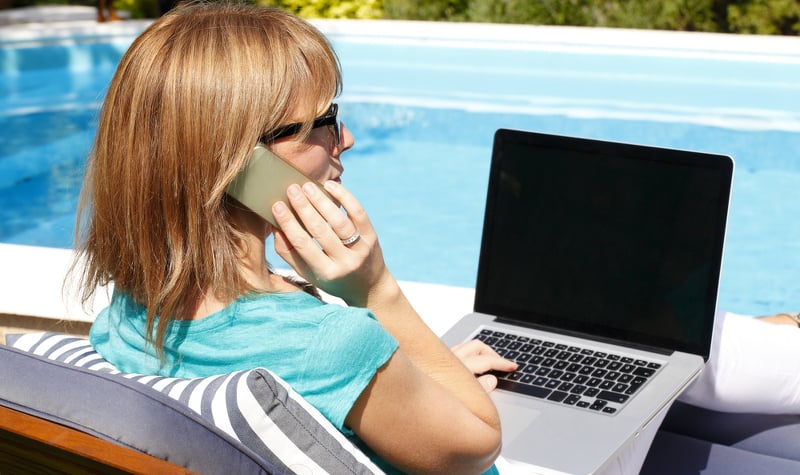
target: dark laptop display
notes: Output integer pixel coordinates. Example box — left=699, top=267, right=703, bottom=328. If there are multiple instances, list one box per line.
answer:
left=475, top=129, right=733, bottom=360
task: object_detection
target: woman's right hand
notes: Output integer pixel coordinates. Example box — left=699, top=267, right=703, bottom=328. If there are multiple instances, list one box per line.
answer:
left=272, top=180, right=395, bottom=307
left=451, top=339, right=519, bottom=392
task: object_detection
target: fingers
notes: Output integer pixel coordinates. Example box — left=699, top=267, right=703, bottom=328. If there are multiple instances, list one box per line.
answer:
left=296, top=182, right=355, bottom=248
left=274, top=181, right=369, bottom=253
left=451, top=339, right=518, bottom=377
left=476, top=374, right=499, bottom=392
left=322, top=180, right=372, bottom=235
left=272, top=180, right=385, bottom=294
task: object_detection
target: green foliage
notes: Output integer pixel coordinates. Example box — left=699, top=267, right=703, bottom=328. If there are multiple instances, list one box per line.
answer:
left=462, top=0, right=723, bottom=30
left=114, top=0, right=159, bottom=19
left=256, top=0, right=383, bottom=19
left=727, top=0, right=800, bottom=34
left=464, top=0, right=596, bottom=25
left=383, top=0, right=469, bottom=21
left=15, top=0, right=799, bottom=34
left=595, top=0, right=721, bottom=31
left=383, top=0, right=800, bottom=35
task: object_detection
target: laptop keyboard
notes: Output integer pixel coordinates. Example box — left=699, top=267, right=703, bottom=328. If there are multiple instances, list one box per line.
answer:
left=475, top=328, right=663, bottom=415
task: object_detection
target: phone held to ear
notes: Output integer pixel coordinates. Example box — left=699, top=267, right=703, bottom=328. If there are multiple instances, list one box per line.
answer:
left=226, top=144, right=332, bottom=230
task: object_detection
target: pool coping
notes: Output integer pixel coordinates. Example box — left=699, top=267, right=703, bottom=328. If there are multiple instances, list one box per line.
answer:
left=2, top=6, right=799, bottom=64
left=0, top=243, right=472, bottom=337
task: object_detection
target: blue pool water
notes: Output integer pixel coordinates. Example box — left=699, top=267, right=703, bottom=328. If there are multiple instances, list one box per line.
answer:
left=1, top=25, right=799, bottom=316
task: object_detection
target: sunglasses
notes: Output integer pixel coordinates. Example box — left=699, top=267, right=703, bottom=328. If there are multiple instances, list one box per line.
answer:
left=262, top=103, right=341, bottom=148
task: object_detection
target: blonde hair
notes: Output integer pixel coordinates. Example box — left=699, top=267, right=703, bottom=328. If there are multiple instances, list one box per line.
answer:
left=73, top=1, right=342, bottom=355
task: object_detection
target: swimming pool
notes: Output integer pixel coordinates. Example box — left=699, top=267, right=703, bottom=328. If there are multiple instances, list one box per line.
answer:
left=2, top=20, right=799, bottom=316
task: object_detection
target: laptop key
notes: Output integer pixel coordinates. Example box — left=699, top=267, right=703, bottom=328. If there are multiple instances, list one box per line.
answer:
left=613, top=383, right=628, bottom=393
left=557, top=382, right=574, bottom=392
left=547, top=391, right=568, bottom=402
left=571, top=385, right=587, bottom=395
left=564, top=394, right=581, bottom=405
left=589, top=400, right=607, bottom=411
left=545, top=379, right=561, bottom=389
left=633, top=367, right=655, bottom=377
left=625, top=383, right=644, bottom=395
left=497, top=379, right=551, bottom=399
left=596, top=390, right=630, bottom=404
left=535, top=367, right=550, bottom=376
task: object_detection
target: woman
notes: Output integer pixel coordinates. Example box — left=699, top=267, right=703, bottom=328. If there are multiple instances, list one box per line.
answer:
left=74, top=2, right=516, bottom=474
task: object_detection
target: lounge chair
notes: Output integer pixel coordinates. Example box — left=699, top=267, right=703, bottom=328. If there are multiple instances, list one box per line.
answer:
left=2, top=332, right=799, bottom=474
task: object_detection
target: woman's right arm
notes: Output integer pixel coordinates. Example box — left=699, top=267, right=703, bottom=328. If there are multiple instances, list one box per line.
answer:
left=346, top=349, right=502, bottom=475
left=272, top=181, right=515, bottom=473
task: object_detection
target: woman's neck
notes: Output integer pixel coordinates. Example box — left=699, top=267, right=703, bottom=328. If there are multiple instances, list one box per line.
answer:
left=187, top=223, right=297, bottom=320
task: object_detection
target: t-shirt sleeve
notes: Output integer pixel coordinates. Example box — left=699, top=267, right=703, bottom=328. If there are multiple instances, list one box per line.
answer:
left=299, top=306, right=398, bottom=433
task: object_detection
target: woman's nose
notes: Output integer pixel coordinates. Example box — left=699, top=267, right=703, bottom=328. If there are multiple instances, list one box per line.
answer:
left=338, top=122, right=354, bottom=152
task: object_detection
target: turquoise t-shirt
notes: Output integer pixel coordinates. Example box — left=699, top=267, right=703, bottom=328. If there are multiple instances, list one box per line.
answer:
left=91, top=290, right=499, bottom=475
left=90, top=290, right=398, bottom=432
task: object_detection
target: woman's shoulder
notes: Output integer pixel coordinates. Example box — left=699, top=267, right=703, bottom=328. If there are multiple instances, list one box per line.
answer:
left=236, top=290, right=374, bottom=325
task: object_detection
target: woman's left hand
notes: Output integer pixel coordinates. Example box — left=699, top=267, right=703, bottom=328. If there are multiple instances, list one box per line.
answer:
left=272, top=180, right=391, bottom=307
left=451, top=339, right=519, bottom=392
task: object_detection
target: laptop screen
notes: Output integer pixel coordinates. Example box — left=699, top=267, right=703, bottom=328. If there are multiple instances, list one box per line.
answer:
left=475, top=129, right=733, bottom=359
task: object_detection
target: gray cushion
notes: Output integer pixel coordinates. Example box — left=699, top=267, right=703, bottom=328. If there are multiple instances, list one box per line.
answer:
left=2, top=332, right=383, bottom=475
left=641, top=401, right=800, bottom=475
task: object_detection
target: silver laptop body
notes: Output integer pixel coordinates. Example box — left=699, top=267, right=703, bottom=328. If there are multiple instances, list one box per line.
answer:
left=442, top=129, right=733, bottom=474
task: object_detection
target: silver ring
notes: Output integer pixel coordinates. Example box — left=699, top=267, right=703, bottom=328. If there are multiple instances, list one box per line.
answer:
left=340, top=230, right=360, bottom=246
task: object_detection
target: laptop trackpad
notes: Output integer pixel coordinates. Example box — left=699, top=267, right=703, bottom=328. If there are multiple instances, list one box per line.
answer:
left=495, top=398, right=541, bottom=444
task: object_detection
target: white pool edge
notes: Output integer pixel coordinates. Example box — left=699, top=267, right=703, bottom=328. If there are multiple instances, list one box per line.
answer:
left=0, top=243, right=472, bottom=336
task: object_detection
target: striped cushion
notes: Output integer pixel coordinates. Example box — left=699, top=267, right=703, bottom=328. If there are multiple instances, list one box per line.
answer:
left=7, top=332, right=382, bottom=475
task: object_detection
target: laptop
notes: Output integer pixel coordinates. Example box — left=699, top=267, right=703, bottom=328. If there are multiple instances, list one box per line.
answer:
left=442, top=129, right=733, bottom=474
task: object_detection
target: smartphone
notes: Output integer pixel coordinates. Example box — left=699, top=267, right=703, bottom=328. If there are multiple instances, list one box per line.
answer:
left=226, top=144, right=332, bottom=230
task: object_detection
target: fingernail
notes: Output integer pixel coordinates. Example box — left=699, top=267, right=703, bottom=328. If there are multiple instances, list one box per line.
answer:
left=287, top=184, right=301, bottom=198
left=273, top=201, right=287, bottom=215
left=323, top=180, right=338, bottom=191
left=303, top=182, right=318, bottom=196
